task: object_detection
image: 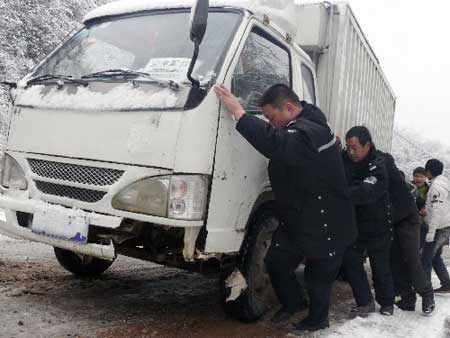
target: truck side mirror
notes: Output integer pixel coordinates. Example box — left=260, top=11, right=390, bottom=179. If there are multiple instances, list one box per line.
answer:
left=190, top=0, right=209, bottom=45
left=186, top=0, right=209, bottom=88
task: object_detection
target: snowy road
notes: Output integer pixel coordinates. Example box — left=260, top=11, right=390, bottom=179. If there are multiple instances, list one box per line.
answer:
left=0, top=233, right=449, bottom=338
left=321, top=288, right=450, bottom=338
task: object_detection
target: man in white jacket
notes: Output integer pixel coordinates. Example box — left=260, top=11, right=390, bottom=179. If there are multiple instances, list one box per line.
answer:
left=421, top=159, right=450, bottom=293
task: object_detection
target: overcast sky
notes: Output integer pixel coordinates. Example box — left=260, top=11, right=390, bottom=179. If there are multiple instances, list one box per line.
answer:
left=343, top=0, right=450, bottom=146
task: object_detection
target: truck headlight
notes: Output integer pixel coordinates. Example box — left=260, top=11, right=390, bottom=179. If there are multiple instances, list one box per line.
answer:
left=1, top=154, right=28, bottom=190
left=112, top=176, right=170, bottom=217
left=168, top=175, right=208, bottom=220
left=112, top=175, right=209, bottom=221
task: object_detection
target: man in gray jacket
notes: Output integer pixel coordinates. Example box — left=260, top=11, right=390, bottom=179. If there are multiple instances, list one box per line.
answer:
left=421, top=159, right=450, bottom=293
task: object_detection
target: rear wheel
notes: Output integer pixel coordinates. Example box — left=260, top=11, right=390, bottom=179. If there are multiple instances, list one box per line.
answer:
left=221, top=209, right=280, bottom=322
left=54, top=247, right=114, bottom=277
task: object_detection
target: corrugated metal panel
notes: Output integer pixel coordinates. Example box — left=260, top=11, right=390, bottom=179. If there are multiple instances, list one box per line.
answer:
left=308, top=2, right=396, bottom=152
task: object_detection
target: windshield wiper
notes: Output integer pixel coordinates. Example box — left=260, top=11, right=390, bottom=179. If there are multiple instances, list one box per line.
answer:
left=26, top=74, right=88, bottom=87
left=81, top=69, right=180, bottom=91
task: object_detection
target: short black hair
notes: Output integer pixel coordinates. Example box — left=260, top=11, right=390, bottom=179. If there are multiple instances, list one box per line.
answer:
left=425, top=159, right=444, bottom=177
left=413, top=166, right=426, bottom=176
left=345, top=126, right=373, bottom=147
left=260, top=84, right=301, bottom=109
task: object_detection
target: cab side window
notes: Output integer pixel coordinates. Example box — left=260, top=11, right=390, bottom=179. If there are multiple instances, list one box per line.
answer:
left=301, top=64, right=316, bottom=105
left=232, top=27, right=291, bottom=114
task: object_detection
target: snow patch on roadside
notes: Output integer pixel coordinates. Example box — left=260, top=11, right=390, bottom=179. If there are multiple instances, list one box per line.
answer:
left=0, top=209, right=13, bottom=241
left=0, top=234, right=11, bottom=241
left=319, top=275, right=450, bottom=338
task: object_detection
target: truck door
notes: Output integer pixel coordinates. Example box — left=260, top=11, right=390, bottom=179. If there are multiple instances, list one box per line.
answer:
left=205, top=22, right=293, bottom=253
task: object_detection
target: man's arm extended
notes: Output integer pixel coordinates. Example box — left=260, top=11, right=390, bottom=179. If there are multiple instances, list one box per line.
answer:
left=214, top=85, right=317, bottom=165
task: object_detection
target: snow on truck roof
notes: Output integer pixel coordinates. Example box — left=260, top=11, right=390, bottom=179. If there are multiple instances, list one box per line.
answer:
left=84, top=0, right=297, bottom=21
left=83, top=0, right=324, bottom=28
left=83, top=0, right=249, bottom=22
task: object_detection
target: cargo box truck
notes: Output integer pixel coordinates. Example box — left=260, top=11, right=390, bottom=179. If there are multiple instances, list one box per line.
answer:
left=0, top=0, right=395, bottom=321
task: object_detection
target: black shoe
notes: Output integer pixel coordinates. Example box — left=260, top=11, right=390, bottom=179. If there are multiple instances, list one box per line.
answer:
left=422, top=296, right=435, bottom=315
left=292, top=319, right=330, bottom=332
left=379, top=305, right=394, bottom=316
left=271, top=301, right=308, bottom=324
left=434, top=285, right=450, bottom=293
left=350, top=301, right=376, bottom=316
left=395, top=298, right=415, bottom=311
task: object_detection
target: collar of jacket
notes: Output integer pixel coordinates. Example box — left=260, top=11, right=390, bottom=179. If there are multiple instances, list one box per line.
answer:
left=343, top=144, right=378, bottom=172
left=430, top=175, right=450, bottom=195
left=358, top=145, right=378, bottom=169
left=431, top=174, right=446, bottom=183
left=299, top=101, right=330, bottom=128
left=286, top=119, right=297, bottom=128
left=284, top=101, right=330, bottom=129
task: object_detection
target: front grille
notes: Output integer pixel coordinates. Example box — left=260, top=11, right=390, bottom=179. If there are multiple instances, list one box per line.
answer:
left=35, top=181, right=106, bottom=203
left=28, top=158, right=124, bottom=186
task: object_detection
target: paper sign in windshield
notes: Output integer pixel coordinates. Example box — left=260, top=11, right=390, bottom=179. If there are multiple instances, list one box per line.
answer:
left=144, top=58, right=191, bottom=81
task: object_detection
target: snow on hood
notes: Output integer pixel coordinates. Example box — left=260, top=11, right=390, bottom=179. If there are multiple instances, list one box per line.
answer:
left=83, top=0, right=304, bottom=38
left=15, top=84, right=179, bottom=111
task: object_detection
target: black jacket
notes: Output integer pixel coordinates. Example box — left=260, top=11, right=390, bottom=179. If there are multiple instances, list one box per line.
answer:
left=377, top=151, right=419, bottom=223
left=236, top=101, right=357, bottom=259
left=343, top=147, right=393, bottom=238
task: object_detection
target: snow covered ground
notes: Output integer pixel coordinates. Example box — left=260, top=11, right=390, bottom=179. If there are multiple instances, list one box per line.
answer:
left=1, top=211, right=449, bottom=338
left=0, top=203, right=450, bottom=338
left=319, top=284, right=450, bottom=338
left=304, top=249, right=450, bottom=338
left=0, top=209, right=8, bottom=241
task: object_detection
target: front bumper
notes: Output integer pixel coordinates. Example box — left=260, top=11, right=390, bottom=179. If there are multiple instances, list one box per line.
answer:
left=0, top=152, right=206, bottom=261
left=0, top=195, right=119, bottom=260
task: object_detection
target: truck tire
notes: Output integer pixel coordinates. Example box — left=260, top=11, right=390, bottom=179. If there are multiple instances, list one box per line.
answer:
left=221, top=209, right=280, bottom=322
left=53, top=247, right=114, bottom=277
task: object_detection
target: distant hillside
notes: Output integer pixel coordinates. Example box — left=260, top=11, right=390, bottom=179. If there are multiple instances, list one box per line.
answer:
left=392, top=128, right=450, bottom=180
left=0, top=0, right=111, bottom=80
left=0, top=0, right=111, bottom=145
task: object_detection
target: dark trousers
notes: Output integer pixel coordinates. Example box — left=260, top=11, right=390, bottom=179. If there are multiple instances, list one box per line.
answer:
left=421, top=227, right=450, bottom=287
left=432, top=246, right=450, bottom=288
left=265, top=235, right=342, bottom=325
left=342, top=233, right=395, bottom=307
left=390, top=213, right=433, bottom=302
left=419, top=222, right=428, bottom=249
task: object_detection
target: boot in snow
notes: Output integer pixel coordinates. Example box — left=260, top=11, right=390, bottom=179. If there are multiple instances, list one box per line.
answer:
left=422, top=295, right=435, bottom=315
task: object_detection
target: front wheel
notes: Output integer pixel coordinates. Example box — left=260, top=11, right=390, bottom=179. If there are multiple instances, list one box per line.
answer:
left=221, top=209, right=280, bottom=322
left=54, top=247, right=114, bottom=277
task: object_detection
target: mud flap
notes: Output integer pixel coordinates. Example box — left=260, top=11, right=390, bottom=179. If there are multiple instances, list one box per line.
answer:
left=225, top=268, right=248, bottom=302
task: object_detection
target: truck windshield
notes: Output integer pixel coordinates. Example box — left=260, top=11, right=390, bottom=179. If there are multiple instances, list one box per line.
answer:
left=31, top=10, right=242, bottom=85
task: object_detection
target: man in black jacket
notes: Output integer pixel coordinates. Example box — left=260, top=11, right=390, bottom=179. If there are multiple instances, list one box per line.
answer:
left=341, top=126, right=395, bottom=316
left=214, top=84, right=357, bottom=332
left=380, top=154, right=435, bottom=314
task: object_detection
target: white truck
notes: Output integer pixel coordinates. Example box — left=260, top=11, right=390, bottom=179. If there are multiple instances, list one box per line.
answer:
left=0, top=0, right=395, bottom=321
